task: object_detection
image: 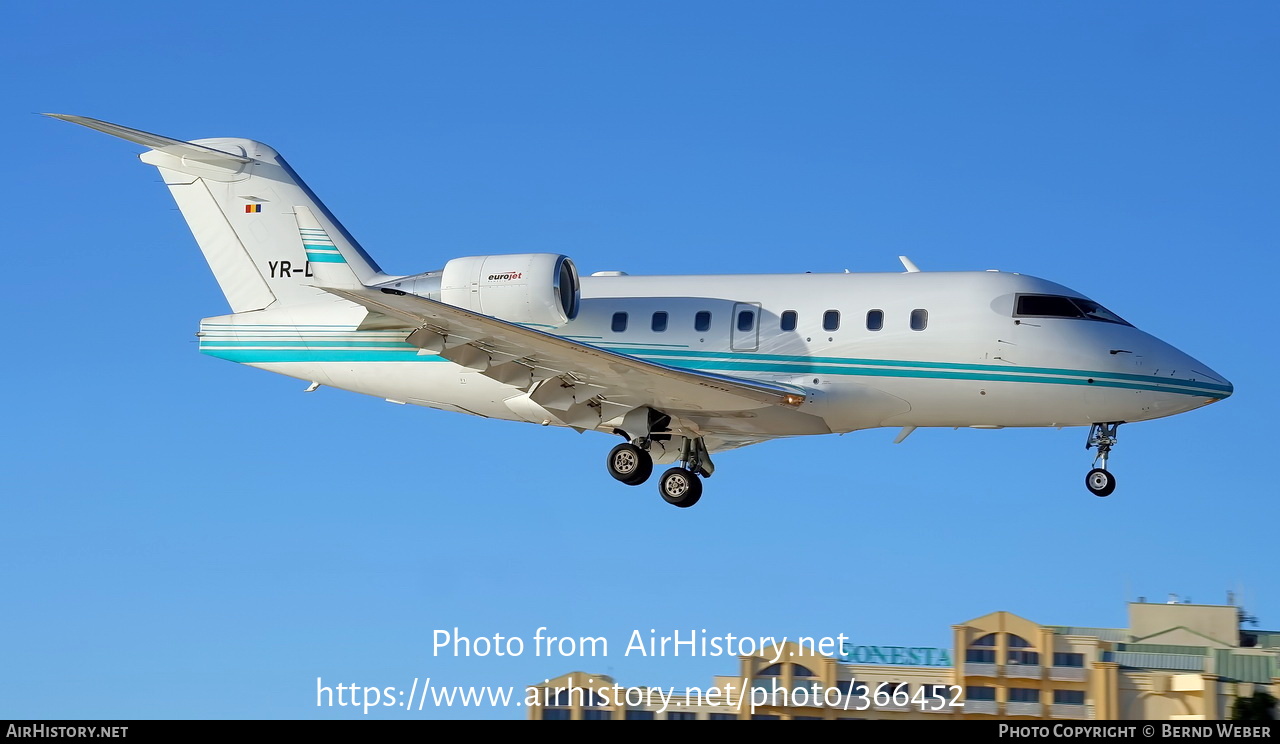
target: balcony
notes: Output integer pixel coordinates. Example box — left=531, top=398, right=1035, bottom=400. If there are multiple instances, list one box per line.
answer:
left=964, top=663, right=999, bottom=677
left=1049, top=667, right=1087, bottom=682
left=964, top=700, right=998, bottom=715
left=1051, top=703, right=1093, bottom=719
left=1005, top=664, right=1042, bottom=680
left=1006, top=702, right=1043, bottom=717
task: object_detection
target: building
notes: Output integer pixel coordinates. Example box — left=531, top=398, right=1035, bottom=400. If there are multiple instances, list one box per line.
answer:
left=528, top=599, right=1279, bottom=720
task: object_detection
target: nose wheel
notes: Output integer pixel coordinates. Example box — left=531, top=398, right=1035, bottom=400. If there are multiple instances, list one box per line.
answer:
left=1085, top=422, right=1121, bottom=497
left=1085, top=468, right=1116, bottom=497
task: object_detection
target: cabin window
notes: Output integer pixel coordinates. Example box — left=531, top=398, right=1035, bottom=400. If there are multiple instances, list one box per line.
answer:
left=780, top=310, right=797, bottom=332
left=651, top=311, right=668, bottom=332
left=910, top=309, right=928, bottom=331
left=612, top=312, right=628, bottom=333
left=695, top=311, right=712, bottom=332
left=737, top=310, right=755, bottom=332
left=823, top=310, right=840, bottom=331
left=866, top=309, right=883, bottom=331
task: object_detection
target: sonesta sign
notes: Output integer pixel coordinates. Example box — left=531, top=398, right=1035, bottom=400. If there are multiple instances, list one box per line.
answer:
left=839, top=644, right=953, bottom=667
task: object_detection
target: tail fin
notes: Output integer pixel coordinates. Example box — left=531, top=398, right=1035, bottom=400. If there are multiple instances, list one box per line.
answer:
left=293, top=205, right=363, bottom=289
left=47, top=114, right=384, bottom=311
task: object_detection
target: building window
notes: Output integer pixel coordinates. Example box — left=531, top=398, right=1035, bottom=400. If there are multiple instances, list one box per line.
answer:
left=823, top=310, right=840, bottom=331
left=866, top=309, right=883, bottom=331
left=550, top=690, right=573, bottom=706
left=751, top=715, right=781, bottom=720
left=667, top=712, right=697, bottom=720
left=695, top=311, right=712, bottom=332
left=793, top=716, right=823, bottom=720
left=651, top=311, right=668, bottom=332
left=625, top=710, right=655, bottom=720
left=967, top=686, right=996, bottom=701
left=612, top=312, right=628, bottom=332
left=923, top=684, right=950, bottom=699
left=971, top=634, right=997, bottom=646
left=582, top=710, right=611, bottom=720
left=1007, top=634, right=1039, bottom=665
left=758, top=664, right=783, bottom=676
left=780, top=310, right=797, bottom=331
left=1053, top=652, right=1085, bottom=668
left=910, top=308, right=928, bottom=331
left=792, top=664, right=816, bottom=677
left=1053, top=690, right=1085, bottom=705
left=583, top=689, right=607, bottom=707
left=966, top=649, right=996, bottom=663
left=737, top=309, right=755, bottom=332
left=709, top=713, right=737, bottom=720
left=542, top=708, right=571, bottom=720
left=1009, top=688, right=1040, bottom=703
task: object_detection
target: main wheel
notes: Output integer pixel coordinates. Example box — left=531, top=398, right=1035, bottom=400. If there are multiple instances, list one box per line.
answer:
left=607, top=443, right=653, bottom=485
left=1085, top=468, right=1116, bottom=497
left=658, top=467, right=703, bottom=508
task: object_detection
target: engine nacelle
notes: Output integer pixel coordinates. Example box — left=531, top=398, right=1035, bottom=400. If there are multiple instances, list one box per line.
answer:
left=439, top=254, right=580, bottom=327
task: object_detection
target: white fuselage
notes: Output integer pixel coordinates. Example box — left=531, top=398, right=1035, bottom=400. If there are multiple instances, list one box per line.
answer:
left=196, top=269, right=1231, bottom=438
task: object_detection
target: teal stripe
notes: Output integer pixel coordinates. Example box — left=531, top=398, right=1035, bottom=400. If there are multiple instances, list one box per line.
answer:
left=203, top=349, right=446, bottom=363
left=646, top=357, right=1226, bottom=398
left=199, top=346, right=1225, bottom=398
left=194, top=328, right=1226, bottom=398
left=600, top=346, right=1232, bottom=394
left=200, top=341, right=416, bottom=348
left=305, top=253, right=347, bottom=263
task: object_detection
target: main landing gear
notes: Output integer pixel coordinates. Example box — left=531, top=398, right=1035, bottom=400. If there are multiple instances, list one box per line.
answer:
left=1085, top=422, right=1121, bottom=497
left=605, top=433, right=713, bottom=508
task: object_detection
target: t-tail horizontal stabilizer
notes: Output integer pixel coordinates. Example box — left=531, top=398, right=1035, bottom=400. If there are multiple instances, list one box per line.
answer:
left=44, top=113, right=252, bottom=166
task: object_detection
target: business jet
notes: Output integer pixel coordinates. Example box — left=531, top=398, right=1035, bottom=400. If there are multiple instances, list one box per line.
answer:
left=49, top=114, right=1233, bottom=507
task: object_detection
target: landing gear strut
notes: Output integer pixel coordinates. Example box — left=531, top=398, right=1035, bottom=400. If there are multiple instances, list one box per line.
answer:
left=604, top=426, right=713, bottom=508
left=658, top=436, right=712, bottom=508
left=1085, top=422, right=1121, bottom=497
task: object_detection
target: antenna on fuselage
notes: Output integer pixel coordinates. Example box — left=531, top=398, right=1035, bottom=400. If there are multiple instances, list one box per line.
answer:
left=899, top=256, right=921, bottom=273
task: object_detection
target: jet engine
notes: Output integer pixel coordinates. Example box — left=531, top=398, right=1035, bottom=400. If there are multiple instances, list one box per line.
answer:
left=415, top=253, right=580, bottom=327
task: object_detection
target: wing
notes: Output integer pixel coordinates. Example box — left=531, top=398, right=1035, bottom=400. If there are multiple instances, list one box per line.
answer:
left=319, top=287, right=830, bottom=443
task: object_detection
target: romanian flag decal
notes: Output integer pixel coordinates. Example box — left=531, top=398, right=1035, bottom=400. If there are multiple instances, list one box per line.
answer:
left=244, top=204, right=262, bottom=213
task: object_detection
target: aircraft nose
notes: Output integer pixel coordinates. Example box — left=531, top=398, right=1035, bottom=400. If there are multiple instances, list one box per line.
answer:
left=1156, top=341, right=1233, bottom=401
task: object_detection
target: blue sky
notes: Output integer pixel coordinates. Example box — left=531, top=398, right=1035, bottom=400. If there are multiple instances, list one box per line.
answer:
left=2, top=1, right=1276, bottom=719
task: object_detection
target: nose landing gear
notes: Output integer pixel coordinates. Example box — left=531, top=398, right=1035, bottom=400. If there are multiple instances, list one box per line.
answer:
left=1085, top=422, right=1121, bottom=497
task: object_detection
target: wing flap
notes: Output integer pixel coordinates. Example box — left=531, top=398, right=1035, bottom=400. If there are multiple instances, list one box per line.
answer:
left=321, top=286, right=809, bottom=414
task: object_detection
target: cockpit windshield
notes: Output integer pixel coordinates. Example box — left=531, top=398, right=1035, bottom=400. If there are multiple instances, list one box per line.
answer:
left=1014, top=294, right=1131, bottom=326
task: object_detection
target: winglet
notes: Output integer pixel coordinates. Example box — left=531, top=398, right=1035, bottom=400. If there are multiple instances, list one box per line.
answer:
left=44, top=113, right=253, bottom=164
left=899, top=256, right=921, bottom=273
